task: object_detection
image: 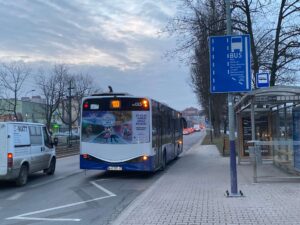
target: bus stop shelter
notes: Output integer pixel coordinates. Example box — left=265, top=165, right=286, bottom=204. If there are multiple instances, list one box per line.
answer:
left=235, top=86, right=300, bottom=174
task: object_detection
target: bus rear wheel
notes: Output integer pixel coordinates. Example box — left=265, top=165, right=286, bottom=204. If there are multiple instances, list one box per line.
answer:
left=160, top=151, right=167, bottom=171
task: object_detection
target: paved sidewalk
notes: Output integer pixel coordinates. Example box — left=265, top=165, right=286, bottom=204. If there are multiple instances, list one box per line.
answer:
left=113, top=141, right=300, bottom=225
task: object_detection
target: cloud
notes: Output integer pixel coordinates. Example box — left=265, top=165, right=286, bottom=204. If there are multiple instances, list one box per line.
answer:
left=0, top=0, right=200, bottom=110
left=0, top=0, right=176, bottom=70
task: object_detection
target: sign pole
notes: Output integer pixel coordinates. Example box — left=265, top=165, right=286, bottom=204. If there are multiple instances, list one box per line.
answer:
left=225, top=0, right=239, bottom=196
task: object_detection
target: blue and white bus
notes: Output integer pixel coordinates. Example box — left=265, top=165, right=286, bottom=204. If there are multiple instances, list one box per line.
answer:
left=80, top=93, right=185, bottom=172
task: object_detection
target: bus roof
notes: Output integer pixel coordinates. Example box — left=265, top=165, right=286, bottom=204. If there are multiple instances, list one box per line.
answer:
left=91, top=92, right=132, bottom=97
left=83, top=92, right=179, bottom=112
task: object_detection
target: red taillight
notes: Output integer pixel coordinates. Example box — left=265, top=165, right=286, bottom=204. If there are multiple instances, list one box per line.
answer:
left=83, top=102, right=89, bottom=109
left=7, top=153, right=13, bottom=168
left=83, top=154, right=88, bottom=159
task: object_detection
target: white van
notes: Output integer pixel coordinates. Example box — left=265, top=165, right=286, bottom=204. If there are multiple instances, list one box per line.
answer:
left=0, top=122, right=57, bottom=186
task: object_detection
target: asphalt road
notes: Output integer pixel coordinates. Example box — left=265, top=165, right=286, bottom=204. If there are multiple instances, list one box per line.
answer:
left=0, top=131, right=205, bottom=225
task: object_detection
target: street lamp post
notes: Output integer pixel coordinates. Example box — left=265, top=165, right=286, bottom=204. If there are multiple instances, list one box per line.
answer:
left=24, top=89, right=35, bottom=98
left=23, top=89, right=35, bottom=123
left=208, top=95, right=213, bottom=143
left=68, top=80, right=74, bottom=147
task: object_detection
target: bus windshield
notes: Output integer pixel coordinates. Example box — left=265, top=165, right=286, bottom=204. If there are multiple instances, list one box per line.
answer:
left=81, top=98, right=150, bottom=144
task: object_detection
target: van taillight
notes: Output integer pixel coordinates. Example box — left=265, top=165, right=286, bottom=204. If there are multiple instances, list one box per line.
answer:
left=7, top=153, right=13, bottom=168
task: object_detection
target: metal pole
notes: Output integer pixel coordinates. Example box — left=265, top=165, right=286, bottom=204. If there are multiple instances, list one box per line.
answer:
left=236, top=112, right=241, bottom=165
left=209, top=96, right=213, bottom=143
left=225, top=0, right=238, bottom=195
left=251, top=99, right=257, bottom=183
left=68, top=80, right=73, bottom=147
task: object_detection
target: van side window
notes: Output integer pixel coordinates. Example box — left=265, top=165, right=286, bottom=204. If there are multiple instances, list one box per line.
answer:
left=29, top=126, right=43, bottom=145
left=43, top=127, right=52, bottom=148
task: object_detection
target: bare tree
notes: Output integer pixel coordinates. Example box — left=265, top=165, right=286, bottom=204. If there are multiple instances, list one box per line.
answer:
left=0, top=62, right=30, bottom=120
left=58, top=73, right=101, bottom=127
left=269, top=0, right=300, bottom=85
left=72, top=73, right=101, bottom=122
left=165, top=0, right=300, bottom=135
left=232, top=0, right=300, bottom=85
left=189, top=0, right=227, bottom=137
left=36, top=64, right=68, bottom=129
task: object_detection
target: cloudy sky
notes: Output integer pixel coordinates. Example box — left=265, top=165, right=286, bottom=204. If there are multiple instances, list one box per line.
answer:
left=0, top=0, right=199, bottom=111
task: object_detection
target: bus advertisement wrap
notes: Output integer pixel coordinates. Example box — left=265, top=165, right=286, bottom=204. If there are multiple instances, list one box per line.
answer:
left=81, top=111, right=150, bottom=144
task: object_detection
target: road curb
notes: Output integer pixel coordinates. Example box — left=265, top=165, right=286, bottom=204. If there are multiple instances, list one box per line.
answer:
left=56, top=152, right=79, bottom=159
left=181, top=133, right=205, bottom=156
left=112, top=136, right=205, bottom=225
left=112, top=170, right=165, bottom=225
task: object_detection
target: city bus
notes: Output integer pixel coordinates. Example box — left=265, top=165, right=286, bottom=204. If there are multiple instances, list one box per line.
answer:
left=80, top=93, right=185, bottom=172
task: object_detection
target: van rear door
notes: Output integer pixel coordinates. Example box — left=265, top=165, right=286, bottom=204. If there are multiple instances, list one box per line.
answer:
left=0, top=123, right=7, bottom=175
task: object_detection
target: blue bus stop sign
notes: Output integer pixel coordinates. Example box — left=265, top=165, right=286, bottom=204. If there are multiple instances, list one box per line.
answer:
left=256, top=72, right=270, bottom=88
left=210, top=35, right=251, bottom=93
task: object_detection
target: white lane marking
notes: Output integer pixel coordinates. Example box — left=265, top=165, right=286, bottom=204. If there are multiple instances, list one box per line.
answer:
left=6, top=195, right=113, bottom=221
left=28, top=171, right=83, bottom=188
left=6, top=181, right=116, bottom=222
left=7, top=192, right=24, bottom=201
left=10, top=216, right=80, bottom=222
left=91, top=180, right=116, bottom=197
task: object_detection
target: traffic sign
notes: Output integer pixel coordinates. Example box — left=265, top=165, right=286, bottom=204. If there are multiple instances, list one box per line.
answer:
left=210, top=35, right=251, bottom=93
left=256, top=72, right=269, bottom=88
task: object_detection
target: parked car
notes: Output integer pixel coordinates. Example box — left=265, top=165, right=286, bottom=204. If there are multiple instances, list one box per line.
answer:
left=0, top=122, right=58, bottom=186
left=188, top=127, right=195, bottom=133
left=183, top=128, right=190, bottom=135
left=183, top=127, right=195, bottom=135
left=193, top=124, right=201, bottom=132
left=53, top=131, right=79, bottom=144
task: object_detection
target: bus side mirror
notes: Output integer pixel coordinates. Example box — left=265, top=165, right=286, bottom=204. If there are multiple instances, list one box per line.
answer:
left=53, top=137, right=58, bottom=146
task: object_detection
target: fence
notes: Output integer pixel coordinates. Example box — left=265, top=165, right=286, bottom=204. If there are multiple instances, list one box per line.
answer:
left=56, top=142, right=79, bottom=158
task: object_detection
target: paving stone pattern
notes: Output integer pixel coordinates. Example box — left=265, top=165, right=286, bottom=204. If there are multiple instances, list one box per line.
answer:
left=113, top=143, right=300, bottom=225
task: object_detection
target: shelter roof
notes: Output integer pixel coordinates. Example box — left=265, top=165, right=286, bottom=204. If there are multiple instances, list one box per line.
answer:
left=235, top=86, right=300, bottom=112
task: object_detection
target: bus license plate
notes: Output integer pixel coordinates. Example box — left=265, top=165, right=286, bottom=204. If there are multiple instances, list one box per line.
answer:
left=107, top=166, right=122, bottom=171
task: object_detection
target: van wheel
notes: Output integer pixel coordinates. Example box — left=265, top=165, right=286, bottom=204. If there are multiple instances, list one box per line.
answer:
left=16, top=165, right=28, bottom=186
left=45, top=158, right=56, bottom=175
